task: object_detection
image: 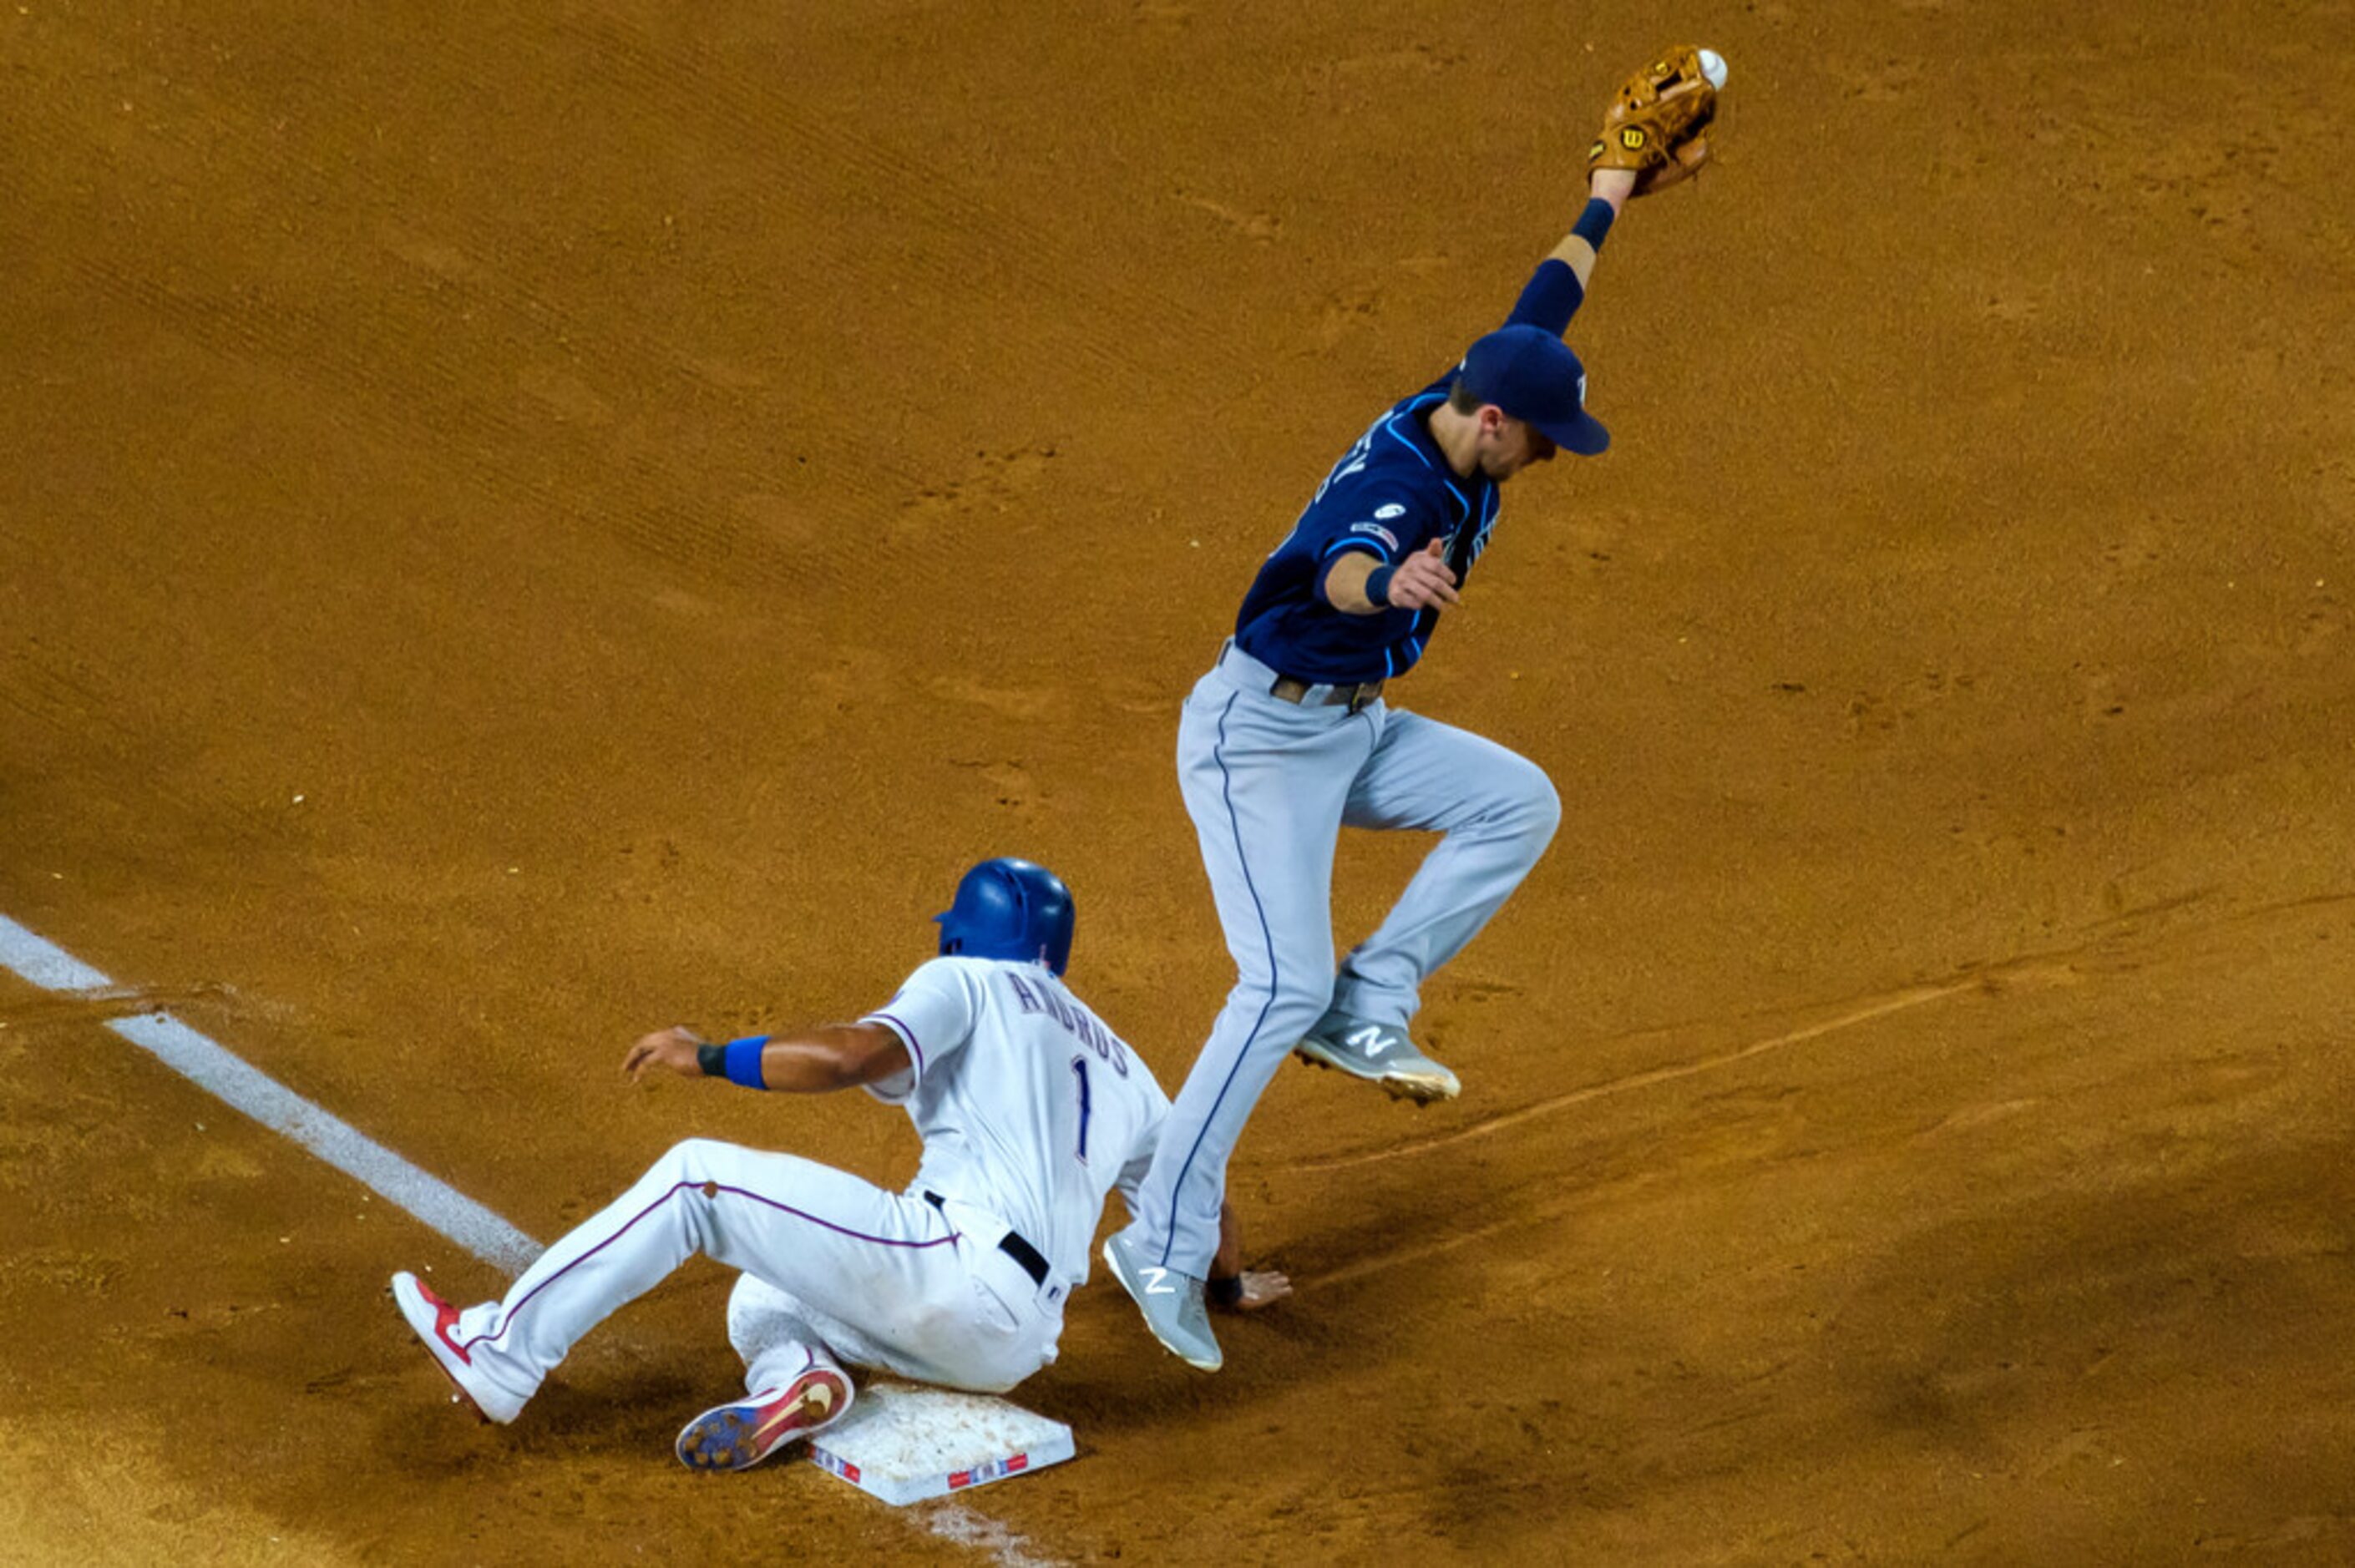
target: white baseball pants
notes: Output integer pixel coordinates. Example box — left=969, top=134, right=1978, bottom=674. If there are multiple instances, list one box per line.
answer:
left=438, top=1139, right=1063, bottom=1412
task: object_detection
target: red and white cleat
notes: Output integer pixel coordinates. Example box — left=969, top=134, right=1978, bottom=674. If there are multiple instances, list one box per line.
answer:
left=389, top=1271, right=524, bottom=1425
left=674, top=1365, right=853, bottom=1473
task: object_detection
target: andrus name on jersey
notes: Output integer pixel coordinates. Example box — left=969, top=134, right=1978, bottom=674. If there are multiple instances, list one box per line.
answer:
left=1004, top=972, right=1131, bottom=1076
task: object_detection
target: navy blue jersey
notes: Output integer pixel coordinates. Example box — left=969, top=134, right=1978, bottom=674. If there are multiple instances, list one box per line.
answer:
left=1233, top=377, right=1496, bottom=684
left=1230, top=258, right=1586, bottom=686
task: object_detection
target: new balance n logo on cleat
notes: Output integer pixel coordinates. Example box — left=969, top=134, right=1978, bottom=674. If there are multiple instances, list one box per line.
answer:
left=1294, top=1014, right=1462, bottom=1104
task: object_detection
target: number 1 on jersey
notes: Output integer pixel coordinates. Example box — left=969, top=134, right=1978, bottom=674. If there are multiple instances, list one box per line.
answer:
left=1068, top=1055, right=1092, bottom=1164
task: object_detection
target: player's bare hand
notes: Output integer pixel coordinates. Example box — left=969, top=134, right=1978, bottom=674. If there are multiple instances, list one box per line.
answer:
left=1219, top=1267, right=1292, bottom=1313
left=1385, top=540, right=1460, bottom=610
left=624, top=1025, right=706, bottom=1081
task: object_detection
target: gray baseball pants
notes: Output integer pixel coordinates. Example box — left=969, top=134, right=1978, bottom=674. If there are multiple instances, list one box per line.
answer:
left=1131, top=640, right=1561, bottom=1275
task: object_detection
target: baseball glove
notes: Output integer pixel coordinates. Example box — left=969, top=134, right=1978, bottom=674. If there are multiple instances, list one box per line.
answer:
left=1588, top=45, right=1724, bottom=196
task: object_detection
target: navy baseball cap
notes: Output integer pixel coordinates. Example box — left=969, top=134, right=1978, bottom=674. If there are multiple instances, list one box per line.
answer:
left=1456, top=325, right=1610, bottom=455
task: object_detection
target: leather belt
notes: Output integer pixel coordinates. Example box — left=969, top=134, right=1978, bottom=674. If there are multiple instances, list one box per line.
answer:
left=924, top=1191, right=1049, bottom=1287
left=1270, top=674, right=1385, bottom=714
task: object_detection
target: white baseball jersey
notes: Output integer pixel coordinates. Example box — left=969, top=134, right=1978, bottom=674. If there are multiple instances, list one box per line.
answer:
left=403, top=953, right=1172, bottom=1422
left=862, top=956, right=1168, bottom=1287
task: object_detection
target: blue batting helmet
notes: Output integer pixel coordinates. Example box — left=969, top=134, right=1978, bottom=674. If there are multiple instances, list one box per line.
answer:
left=934, top=858, right=1076, bottom=975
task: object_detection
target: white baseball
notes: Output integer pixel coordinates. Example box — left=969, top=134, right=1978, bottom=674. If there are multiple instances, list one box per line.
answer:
left=1698, top=48, right=1730, bottom=90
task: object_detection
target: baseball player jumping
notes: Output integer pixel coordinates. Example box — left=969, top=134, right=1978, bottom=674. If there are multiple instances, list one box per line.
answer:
left=1106, top=53, right=1726, bottom=1371
left=391, top=859, right=1289, bottom=1469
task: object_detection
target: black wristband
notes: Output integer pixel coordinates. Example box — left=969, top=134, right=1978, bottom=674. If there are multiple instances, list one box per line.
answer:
left=1363, top=563, right=1397, bottom=608
left=1207, top=1273, right=1245, bottom=1308
left=696, top=1042, right=726, bottom=1077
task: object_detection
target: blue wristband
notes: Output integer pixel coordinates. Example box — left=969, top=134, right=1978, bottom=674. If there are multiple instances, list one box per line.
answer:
left=1364, top=564, right=1397, bottom=607
left=723, top=1035, right=770, bottom=1090
left=1571, top=195, right=1616, bottom=252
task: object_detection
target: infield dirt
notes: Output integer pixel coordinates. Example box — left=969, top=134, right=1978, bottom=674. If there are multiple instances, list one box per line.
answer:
left=4, top=2, right=2352, bottom=1563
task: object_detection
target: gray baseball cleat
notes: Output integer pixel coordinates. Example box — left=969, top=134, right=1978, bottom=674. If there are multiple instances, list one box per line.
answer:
left=1102, top=1225, right=1222, bottom=1372
left=1294, top=1010, right=1461, bottom=1103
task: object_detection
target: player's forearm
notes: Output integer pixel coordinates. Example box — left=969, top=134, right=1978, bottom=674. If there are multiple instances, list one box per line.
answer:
left=681, top=1022, right=911, bottom=1094
left=1522, top=169, right=1639, bottom=326
left=753, top=1029, right=885, bottom=1093
left=1321, top=549, right=1388, bottom=615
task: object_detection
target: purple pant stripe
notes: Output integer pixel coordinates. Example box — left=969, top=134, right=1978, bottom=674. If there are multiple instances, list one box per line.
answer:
left=464, top=1180, right=956, bottom=1355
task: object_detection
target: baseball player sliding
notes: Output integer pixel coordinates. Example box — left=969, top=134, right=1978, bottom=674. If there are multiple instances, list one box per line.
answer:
left=1107, top=51, right=1727, bottom=1371
left=391, top=859, right=1289, bottom=1470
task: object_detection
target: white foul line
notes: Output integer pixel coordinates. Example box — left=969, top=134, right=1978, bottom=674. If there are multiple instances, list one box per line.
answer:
left=0, top=912, right=544, bottom=1275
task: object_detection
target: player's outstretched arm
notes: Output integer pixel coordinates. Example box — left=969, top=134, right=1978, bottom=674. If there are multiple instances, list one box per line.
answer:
left=1512, top=48, right=1724, bottom=325
left=1211, top=1200, right=1293, bottom=1313
left=1547, top=168, right=1638, bottom=291
left=1503, top=165, right=1642, bottom=341
left=623, top=1022, right=912, bottom=1094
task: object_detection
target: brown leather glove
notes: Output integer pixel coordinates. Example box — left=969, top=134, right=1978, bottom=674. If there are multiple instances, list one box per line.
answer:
left=1588, top=45, right=1725, bottom=197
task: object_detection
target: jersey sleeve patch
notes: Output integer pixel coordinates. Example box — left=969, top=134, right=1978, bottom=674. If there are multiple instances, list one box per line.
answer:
left=1335, top=476, right=1446, bottom=549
